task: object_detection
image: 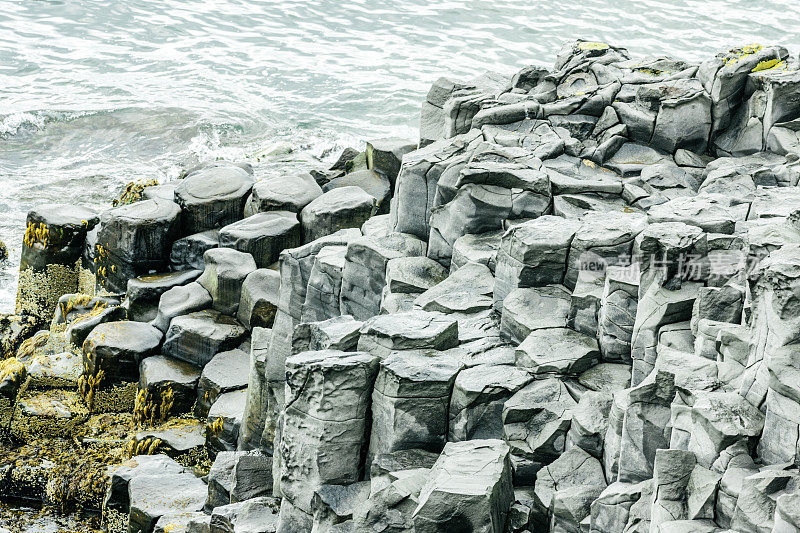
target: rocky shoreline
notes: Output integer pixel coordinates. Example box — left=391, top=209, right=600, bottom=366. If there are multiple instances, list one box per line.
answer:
left=3, top=39, right=800, bottom=532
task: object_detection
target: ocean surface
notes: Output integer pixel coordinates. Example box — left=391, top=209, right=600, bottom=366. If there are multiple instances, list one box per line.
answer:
left=1, top=0, right=800, bottom=313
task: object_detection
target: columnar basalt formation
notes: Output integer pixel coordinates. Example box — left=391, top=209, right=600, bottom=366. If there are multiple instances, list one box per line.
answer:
left=6, top=39, right=800, bottom=533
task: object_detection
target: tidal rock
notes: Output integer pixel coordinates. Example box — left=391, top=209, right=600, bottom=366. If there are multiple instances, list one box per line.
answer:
left=57, top=294, right=126, bottom=346
left=127, top=472, right=206, bottom=533
left=195, top=348, right=249, bottom=418
left=104, top=454, right=187, bottom=514
left=449, top=364, right=532, bottom=442
left=16, top=203, right=99, bottom=321
left=238, top=327, right=271, bottom=451
left=300, top=186, right=376, bottom=243
left=82, top=320, right=163, bottom=381
left=95, top=199, right=181, bottom=292
left=210, top=497, right=280, bottom=533
left=125, top=269, right=202, bottom=322
left=245, top=173, right=323, bottom=214
left=219, top=212, right=302, bottom=269
left=207, top=388, right=248, bottom=454
left=170, top=229, right=220, bottom=271
left=162, top=310, right=247, bottom=368
left=139, top=355, right=201, bottom=415
left=151, top=281, right=212, bottom=333
left=197, top=248, right=258, bottom=316
left=311, top=482, right=370, bottom=532
left=174, top=163, right=255, bottom=235
left=237, top=268, right=280, bottom=330
left=412, top=439, right=513, bottom=533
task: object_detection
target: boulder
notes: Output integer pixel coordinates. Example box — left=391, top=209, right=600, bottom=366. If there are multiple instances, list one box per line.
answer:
left=500, top=285, right=571, bottom=344
left=138, top=355, right=201, bottom=415
left=357, top=311, right=459, bottom=359
left=207, top=388, right=247, bottom=454
left=385, top=256, right=448, bottom=295
left=450, top=231, right=503, bottom=273
left=127, top=472, right=206, bottom=533
left=151, top=281, right=212, bottom=333
left=300, top=245, right=347, bottom=323
left=278, top=350, right=379, bottom=514
left=367, top=351, right=462, bottom=465
left=414, top=262, right=495, bottom=315
left=238, top=327, right=271, bottom=451
left=449, top=364, right=532, bottom=442
left=125, top=270, right=202, bottom=323
left=103, top=454, right=187, bottom=514
left=245, top=173, right=322, bottom=214
left=323, top=170, right=392, bottom=213
left=195, top=348, right=249, bottom=419
left=366, top=138, right=417, bottom=184
left=291, top=315, right=362, bottom=354
left=237, top=268, right=280, bottom=330
left=209, top=497, right=280, bottom=533
left=515, top=327, right=600, bottom=376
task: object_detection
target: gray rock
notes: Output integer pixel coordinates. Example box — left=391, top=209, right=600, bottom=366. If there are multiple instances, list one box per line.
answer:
left=300, top=187, right=377, bottom=243
left=366, top=138, right=417, bottom=184
left=534, top=447, right=607, bottom=532
left=450, top=230, right=503, bottom=273
left=367, top=351, right=462, bottom=464
left=647, top=194, right=739, bottom=234
left=500, top=285, right=571, bottom=344
left=206, top=451, right=238, bottom=510
left=238, top=327, right=271, bottom=451
left=494, top=215, right=582, bottom=309
left=578, top=363, right=631, bottom=393
left=414, top=262, right=495, bottom=314
left=128, top=472, right=206, bottom=533
left=151, top=281, right=212, bottom=333
left=449, top=364, right=532, bottom=442
left=59, top=294, right=126, bottom=346
left=357, top=311, right=459, bottom=358
left=412, top=439, right=513, bottom=533
left=324, top=170, right=392, bottom=213
left=301, top=246, right=347, bottom=323
left=352, top=467, right=428, bottom=533
left=385, top=256, right=448, bottom=295
left=360, top=214, right=392, bottom=238
left=170, top=230, right=220, bottom=271
left=245, top=173, right=323, bottom=214
left=125, top=270, right=202, bottom=323
left=598, top=265, right=639, bottom=363
left=291, top=315, right=362, bottom=354
left=339, top=233, right=426, bottom=321
left=502, top=378, right=576, bottom=482
left=104, top=454, right=187, bottom=514
left=279, top=350, right=379, bottom=514
left=219, top=212, right=302, bottom=269
left=567, top=390, right=613, bottom=459
left=731, top=467, right=800, bottom=533
left=154, top=512, right=207, bottom=533
left=198, top=248, right=258, bottom=316
left=207, top=388, right=248, bottom=454
left=230, top=451, right=273, bottom=503
left=195, top=348, right=249, bottom=418
left=589, top=481, right=649, bottom=533
left=96, top=199, right=181, bottom=292
left=82, top=320, right=163, bottom=381
left=311, top=482, right=370, bottom=532
left=209, top=497, right=280, bottom=533
left=369, top=449, right=440, bottom=478
left=237, top=268, right=280, bottom=330
left=162, top=310, right=247, bottom=368
left=139, top=355, right=201, bottom=415
left=174, top=163, right=254, bottom=235
left=515, top=327, right=600, bottom=376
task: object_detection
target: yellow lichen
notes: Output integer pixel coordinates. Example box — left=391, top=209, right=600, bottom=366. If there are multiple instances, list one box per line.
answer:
left=578, top=41, right=608, bottom=51
left=23, top=222, right=49, bottom=249
left=752, top=58, right=786, bottom=72
left=111, top=178, right=159, bottom=207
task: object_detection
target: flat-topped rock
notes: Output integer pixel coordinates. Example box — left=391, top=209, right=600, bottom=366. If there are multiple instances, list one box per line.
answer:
left=195, top=348, right=249, bottom=418
left=357, top=311, right=459, bottom=358
left=300, top=186, right=376, bottom=243
left=125, top=269, right=202, bottom=323
left=414, top=261, right=495, bottom=314
left=174, top=163, right=255, bottom=234
left=139, top=355, right=201, bottom=415
left=500, top=285, right=571, bottom=343
left=82, top=320, right=163, bottom=381
left=150, top=281, right=212, bottom=333
left=515, top=327, right=600, bottom=376
left=219, top=211, right=302, bottom=268
left=237, top=268, right=280, bottom=330
left=197, top=248, right=257, bottom=316
left=245, top=172, right=323, bottom=214
left=162, top=309, right=247, bottom=368
left=169, top=229, right=219, bottom=271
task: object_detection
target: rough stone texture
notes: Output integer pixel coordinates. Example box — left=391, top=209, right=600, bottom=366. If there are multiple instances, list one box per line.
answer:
left=197, top=248, right=258, bottom=316
left=170, top=229, right=219, bottom=271
left=219, top=211, right=302, bottom=269
left=245, top=172, right=323, bottom=214
left=237, top=268, right=281, bottom=330
left=162, top=309, right=247, bottom=368
left=82, top=320, right=163, bottom=381
left=151, top=281, right=212, bottom=333
left=357, top=311, right=459, bottom=359
left=125, top=269, right=202, bottom=323
left=174, top=163, right=254, bottom=235
left=500, top=285, right=571, bottom=344
left=300, top=186, right=377, bottom=242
